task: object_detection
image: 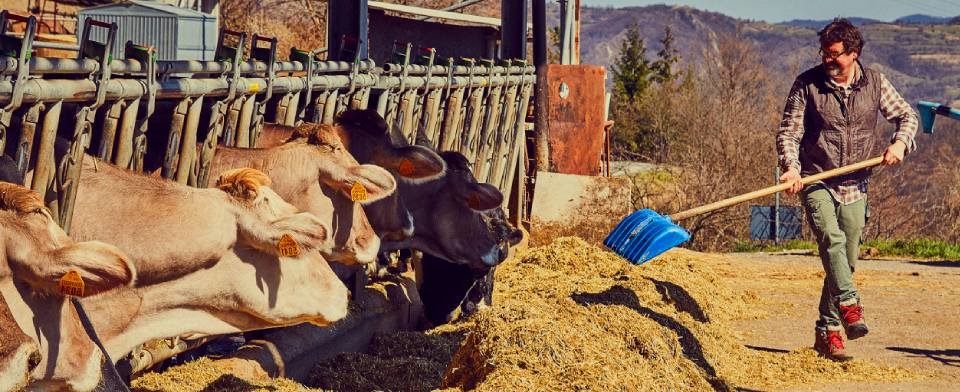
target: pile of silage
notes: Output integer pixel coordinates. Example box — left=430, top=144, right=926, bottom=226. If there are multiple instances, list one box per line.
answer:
left=441, top=237, right=919, bottom=391
left=306, top=325, right=466, bottom=391
left=130, top=357, right=312, bottom=392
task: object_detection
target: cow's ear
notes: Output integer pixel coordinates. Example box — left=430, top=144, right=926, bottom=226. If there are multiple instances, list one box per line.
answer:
left=458, top=183, right=503, bottom=211
left=336, top=109, right=388, bottom=135
left=20, top=241, right=136, bottom=296
left=324, top=164, right=398, bottom=205
left=385, top=146, right=445, bottom=182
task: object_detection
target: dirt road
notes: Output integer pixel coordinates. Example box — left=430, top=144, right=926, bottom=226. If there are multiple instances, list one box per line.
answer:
left=725, top=252, right=960, bottom=391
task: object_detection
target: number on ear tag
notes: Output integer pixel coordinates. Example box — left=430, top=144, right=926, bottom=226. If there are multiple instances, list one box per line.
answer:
left=351, top=182, right=368, bottom=202
left=59, top=270, right=85, bottom=297
left=278, top=234, right=301, bottom=257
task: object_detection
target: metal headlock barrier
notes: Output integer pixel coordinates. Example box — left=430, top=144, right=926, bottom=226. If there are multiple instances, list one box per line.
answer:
left=0, top=12, right=535, bottom=237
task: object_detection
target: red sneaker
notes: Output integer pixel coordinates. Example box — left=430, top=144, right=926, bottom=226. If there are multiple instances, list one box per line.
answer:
left=840, top=303, right=869, bottom=340
left=814, top=329, right=852, bottom=361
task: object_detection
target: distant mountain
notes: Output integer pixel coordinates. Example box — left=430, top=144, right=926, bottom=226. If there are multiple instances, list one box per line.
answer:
left=782, top=17, right=882, bottom=29
left=567, top=4, right=960, bottom=103
left=895, top=14, right=955, bottom=24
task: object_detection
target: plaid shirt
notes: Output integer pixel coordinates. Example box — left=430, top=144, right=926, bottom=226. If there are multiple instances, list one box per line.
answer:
left=777, top=63, right=919, bottom=205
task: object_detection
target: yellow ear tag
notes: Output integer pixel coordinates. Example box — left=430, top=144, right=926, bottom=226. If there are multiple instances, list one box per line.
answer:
left=59, top=270, right=85, bottom=297
left=278, top=233, right=301, bottom=257
left=351, top=182, right=368, bottom=202
left=249, top=82, right=260, bottom=93
left=398, top=159, right=415, bottom=176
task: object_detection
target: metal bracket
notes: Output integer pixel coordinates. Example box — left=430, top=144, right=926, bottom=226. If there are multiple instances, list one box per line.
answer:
left=215, top=28, right=247, bottom=147
left=58, top=17, right=117, bottom=232
left=290, top=47, right=318, bottom=124
left=0, top=11, right=36, bottom=154
left=249, top=33, right=278, bottom=145
left=124, top=41, right=157, bottom=171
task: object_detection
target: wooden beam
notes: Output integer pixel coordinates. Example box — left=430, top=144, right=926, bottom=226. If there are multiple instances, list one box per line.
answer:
left=367, top=1, right=502, bottom=27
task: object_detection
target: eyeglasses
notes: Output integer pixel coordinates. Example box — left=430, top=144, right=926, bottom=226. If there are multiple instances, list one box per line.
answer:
left=819, top=48, right=848, bottom=60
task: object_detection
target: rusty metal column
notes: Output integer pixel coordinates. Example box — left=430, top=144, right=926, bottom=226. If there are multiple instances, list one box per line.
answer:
left=175, top=96, right=203, bottom=184
left=533, top=0, right=549, bottom=172
left=14, top=103, right=43, bottom=182
left=163, top=99, right=191, bottom=179
left=234, top=94, right=256, bottom=147
left=30, top=100, right=62, bottom=198
left=439, top=87, right=466, bottom=151
left=97, top=100, right=126, bottom=161
left=115, top=99, right=140, bottom=167
left=283, top=92, right=301, bottom=125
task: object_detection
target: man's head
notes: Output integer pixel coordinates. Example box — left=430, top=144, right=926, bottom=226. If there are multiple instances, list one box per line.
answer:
left=818, top=18, right=864, bottom=78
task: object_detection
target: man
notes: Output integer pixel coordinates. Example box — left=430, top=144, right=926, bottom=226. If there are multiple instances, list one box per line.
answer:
left=776, top=18, right=918, bottom=361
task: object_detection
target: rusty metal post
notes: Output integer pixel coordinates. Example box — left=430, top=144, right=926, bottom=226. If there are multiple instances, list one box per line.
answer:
left=162, top=99, right=190, bottom=179
left=31, top=101, right=61, bottom=196
left=14, top=103, right=42, bottom=182
left=475, top=66, right=505, bottom=181
left=489, top=78, right=520, bottom=186
left=311, top=91, right=330, bottom=123
left=283, top=91, right=301, bottom=125
left=500, top=80, right=533, bottom=190
left=115, top=98, right=140, bottom=168
left=322, top=89, right=339, bottom=124
left=439, top=87, right=465, bottom=151
left=97, top=100, right=125, bottom=161
left=399, top=89, right=418, bottom=144
left=532, top=0, right=548, bottom=173
left=419, top=88, right=443, bottom=147
left=274, top=93, right=293, bottom=127
left=234, top=94, right=256, bottom=147
left=175, top=96, right=203, bottom=184
left=461, top=83, right=486, bottom=161
left=222, top=97, right=245, bottom=147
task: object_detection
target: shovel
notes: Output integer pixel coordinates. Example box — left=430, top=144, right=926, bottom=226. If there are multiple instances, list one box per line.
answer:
left=605, top=156, right=884, bottom=264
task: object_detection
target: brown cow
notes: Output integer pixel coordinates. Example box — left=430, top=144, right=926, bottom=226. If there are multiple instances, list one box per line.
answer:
left=210, top=132, right=404, bottom=265
left=0, top=182, right=136, bottom=391
left=259, top=111, right=521, bottom=270
left=258, top=119, right=446, bottom=243
left=69, top=156, right=332, bottom=284
left=4, top=170, right=349, bottom=391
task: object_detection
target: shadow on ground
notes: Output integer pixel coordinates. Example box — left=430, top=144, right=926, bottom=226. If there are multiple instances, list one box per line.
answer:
left=887, top=347, right=960, bottom=367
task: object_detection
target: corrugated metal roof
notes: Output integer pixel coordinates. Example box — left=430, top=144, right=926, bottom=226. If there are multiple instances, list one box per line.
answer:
left=80, top=0, right=210, bottom=18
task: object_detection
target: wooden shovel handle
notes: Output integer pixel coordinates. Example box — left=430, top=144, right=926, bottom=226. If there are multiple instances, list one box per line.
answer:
left=670, top=156, right=884, bottom=221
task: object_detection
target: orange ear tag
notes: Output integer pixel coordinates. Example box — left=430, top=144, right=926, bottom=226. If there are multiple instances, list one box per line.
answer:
left=278, top=234, right=301, bottom=257
left=59, top=270, right=85, bottom=297
left=351, top=182, right=368, bottom=202
left=398, top=159, right=415, bottom=176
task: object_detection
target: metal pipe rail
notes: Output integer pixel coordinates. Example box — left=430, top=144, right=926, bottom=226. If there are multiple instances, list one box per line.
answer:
left=0, top=58, right=377, bottom=76
left=381, top=63, right=533, bottom=76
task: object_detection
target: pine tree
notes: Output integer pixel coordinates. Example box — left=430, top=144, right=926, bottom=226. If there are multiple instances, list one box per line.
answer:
left=611, top=23, right=652, bottom=102
left=652, top=26, right=679, bottom=83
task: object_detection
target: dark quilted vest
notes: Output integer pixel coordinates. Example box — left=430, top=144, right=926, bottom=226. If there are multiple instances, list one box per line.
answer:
left=797, top=63, right=881, bottom=186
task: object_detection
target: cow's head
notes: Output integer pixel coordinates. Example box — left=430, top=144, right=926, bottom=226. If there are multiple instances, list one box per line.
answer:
left=383, top=152, right=523, bottom=271
left=0, top=182, right=136, bottom=391
left=216, top=168, right=333, bottom=257
left=332, top=109, right=447, bottom=242
left=277, top=124, right=400, bottom=264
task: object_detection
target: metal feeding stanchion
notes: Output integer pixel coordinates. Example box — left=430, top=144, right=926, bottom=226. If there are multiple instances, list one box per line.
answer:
left=58, top=18, right=118, bottom=233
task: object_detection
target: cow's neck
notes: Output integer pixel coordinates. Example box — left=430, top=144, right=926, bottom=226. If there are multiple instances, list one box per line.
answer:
left=83, top=276, right=243, bottom=359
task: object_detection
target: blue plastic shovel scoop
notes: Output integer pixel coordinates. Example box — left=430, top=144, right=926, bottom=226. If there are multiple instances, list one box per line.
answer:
left=605, top=156, right=885, bottom=265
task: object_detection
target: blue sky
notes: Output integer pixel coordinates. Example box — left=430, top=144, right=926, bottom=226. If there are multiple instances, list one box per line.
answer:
left=578, top=0, right=960, bottom=23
